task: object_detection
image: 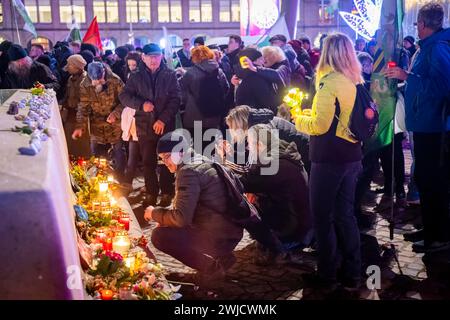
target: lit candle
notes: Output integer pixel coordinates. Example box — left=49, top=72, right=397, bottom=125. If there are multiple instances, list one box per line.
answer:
left=119, top=214, right=130, bottom=231
left=95, top=228, right=107, bottom=244
left=99, top=158, right=107, bottom=168
left=103, top=237, right=113, bottom=251
left=112, top=233, right=131, bottom=256
left=107, top=175, right=114, bottom=183
left=99, top=181, right=109, bottom=193
left=109, top=196, right=117, bottom=207
left=124, top=256, right=136, bottom=273
left=100, top=198, right=109, bottom=208
left=100, top=289, right=114, bottom=300
left=119, top=282, right=133, bottom=300
left=91, top=200, right=101, bottom=211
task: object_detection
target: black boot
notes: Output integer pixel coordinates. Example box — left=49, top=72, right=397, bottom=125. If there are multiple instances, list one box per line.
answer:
left=157, top=194, right=173, bottom=207
left=143, top=194, right=157, bottom=207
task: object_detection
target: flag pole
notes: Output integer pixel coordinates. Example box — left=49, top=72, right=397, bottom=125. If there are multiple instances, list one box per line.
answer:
left=11, top=0, right=22, bottom=46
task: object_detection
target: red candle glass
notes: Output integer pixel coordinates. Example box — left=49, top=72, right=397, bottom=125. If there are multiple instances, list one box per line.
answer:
left=119, top=214, right=130, bottom=231
left=103, top=237, right=113, bottom=251
left=100, top=289, right=113, bottom=300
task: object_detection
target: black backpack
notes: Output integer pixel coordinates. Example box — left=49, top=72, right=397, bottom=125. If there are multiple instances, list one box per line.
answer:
left=337, top=84, right=379, bottom=141
left=212, top=162, right=283, bottom=252
left=196, top=67, right=227, bottom=117
left=212, top=162, right=258, bottom=221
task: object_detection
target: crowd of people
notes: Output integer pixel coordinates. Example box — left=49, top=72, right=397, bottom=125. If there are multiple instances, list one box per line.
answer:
left=0, top=1, right=448, bottom=296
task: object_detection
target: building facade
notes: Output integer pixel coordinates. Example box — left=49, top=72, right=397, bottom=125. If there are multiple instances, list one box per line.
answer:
left=0, top=0, right=448, bottom=51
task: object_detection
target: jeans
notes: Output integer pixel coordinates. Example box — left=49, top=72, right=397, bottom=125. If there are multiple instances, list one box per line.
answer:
left=413, top=132, right=450, bottom=245
left=151, top=227, right=240, bottom=272
left=310, top=161, right=362, bottom=282
left=125, top=138, right=174, bottom=197
left=90, top=140, right=126, bottom=180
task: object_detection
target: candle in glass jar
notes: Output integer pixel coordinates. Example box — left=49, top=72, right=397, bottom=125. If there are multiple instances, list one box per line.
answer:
left=119, top=214, right=130, bottom=231
left=99, top=158, right=107, bottom=168
left=100, top=289, right=113, bottom=300
left=119, top=282, right=133, bottom=300
left=91, top=200, right=101, bottom=211
left=99, top=181, right=109, bottom=193
left=103, top=208, right=113, bottom=217
left=124, top=256, right=136, bottom=272
left=112, top=233, right=131, bottom=256
left=109, top=196, right=117, bottom=207
left=95, top=228, right=107, bottom=244
left=103, top=237, right=113, bottom=251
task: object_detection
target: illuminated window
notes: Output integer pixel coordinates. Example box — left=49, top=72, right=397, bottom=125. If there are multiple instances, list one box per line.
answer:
left=319, top=0, right=335, bottom=24
left=31, top=37, right=51, bottom=51
left=0, top=3, right=3, bottom=24
left=220, top=0, right=240, bottom=22
left=158, top=0, right=182, bottom=23
left=24, top=0, right=52, bottom=23
left=93, top=1, right=119, bottom=23
left=126, top=0, right=151, bottom=23
left=60, top=0, right=86, bottom=23
left=189, top=0, right=212, bottom=22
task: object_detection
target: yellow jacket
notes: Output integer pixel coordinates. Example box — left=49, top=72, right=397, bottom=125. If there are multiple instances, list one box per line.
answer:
left=296, top=70, right=357, bottom=143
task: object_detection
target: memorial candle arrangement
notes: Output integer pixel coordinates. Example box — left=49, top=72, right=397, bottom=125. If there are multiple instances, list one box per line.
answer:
left=71, top=158, right=179, bottom=300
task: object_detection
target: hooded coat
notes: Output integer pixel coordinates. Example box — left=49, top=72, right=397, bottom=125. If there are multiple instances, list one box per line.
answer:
left=240, top=140, right=312, bottom=244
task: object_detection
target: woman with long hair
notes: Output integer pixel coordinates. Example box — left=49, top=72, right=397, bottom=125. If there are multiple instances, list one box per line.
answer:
left=295, top=33, right=364, bottom=292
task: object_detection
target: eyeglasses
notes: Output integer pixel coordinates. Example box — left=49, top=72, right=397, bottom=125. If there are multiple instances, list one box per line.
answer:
left=159, top=154, right=171, bottom=163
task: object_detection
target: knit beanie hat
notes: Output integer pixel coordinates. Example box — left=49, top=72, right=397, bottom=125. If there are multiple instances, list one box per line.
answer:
left=157, top=131, right=189, bottom=154
left=7, top=44, right=27, bottom=61
left=115, top=46, right=129, bottom=60
left=80, top=50, right=95, bottom=66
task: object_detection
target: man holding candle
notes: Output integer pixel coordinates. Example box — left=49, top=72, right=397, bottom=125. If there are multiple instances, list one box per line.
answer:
left=144, top=131, right=243, bottom=285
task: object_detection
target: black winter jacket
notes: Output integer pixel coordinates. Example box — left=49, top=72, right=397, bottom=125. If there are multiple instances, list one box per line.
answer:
left=1, top=61, right=60, bottom=91
left=119, top=63, right=181, bottom=139
left=152, top=153, right=244, bottom=241
left=248, top=108, right=311, bottom=172
left=240, top=141, right=312, bottom=243
left=235, top=69, right=279, bottom=112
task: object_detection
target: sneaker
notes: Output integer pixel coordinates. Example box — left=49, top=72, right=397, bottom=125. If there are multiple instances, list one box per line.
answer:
left=412, top=240, right=450, bottom=253
left=403, top=229, right=424, bottom=242
left=157, top=194, right=173, bottom=207
left=142, top=194, right=157, bottom=207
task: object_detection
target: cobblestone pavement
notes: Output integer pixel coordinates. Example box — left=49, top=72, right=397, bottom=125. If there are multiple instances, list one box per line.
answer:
left=130, top=150, right=450, bottom=300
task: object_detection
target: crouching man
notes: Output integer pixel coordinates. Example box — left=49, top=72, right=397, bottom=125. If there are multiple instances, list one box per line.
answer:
left=144, top=131, right=243, bottom=284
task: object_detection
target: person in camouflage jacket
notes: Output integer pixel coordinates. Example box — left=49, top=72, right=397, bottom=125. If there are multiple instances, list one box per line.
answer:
left=72, top=62, right=126, bottom=179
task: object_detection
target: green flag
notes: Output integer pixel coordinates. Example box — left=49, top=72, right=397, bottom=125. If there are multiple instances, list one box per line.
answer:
left=68, top=26, right=82, bottom=42
left=12, top=0, right=37, bottom=38
left=365, top=0, right=404, bottom=153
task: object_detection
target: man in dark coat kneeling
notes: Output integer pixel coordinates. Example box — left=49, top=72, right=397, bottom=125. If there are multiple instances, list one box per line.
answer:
left=144, top=131, right=243, bottom=284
